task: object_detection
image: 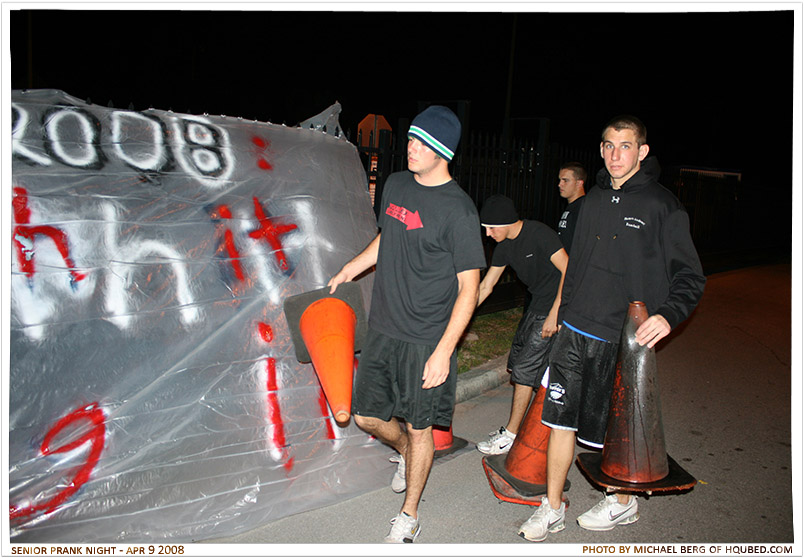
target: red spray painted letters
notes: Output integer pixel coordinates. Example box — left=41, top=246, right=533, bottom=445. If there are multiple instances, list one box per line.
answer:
left=249, top=197, right=297, bottom=272
left=213, top=204, right=246, bottom=281
left=12, top=187, right=86, bottom=284
left=10, top=403, right=106, bottom=520
left=265, top=357, right=294, bottom=472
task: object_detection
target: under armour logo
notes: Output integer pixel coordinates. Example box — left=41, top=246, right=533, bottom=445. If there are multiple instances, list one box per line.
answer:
left=611, top=196, right=621, bottom=204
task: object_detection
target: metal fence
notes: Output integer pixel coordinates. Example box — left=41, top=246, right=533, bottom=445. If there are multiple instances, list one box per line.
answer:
left=666, top=167, right=743, bottom=254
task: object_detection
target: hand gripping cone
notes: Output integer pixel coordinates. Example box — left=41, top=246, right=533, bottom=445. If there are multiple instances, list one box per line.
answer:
left=576, top=301, right=696, bottom=494
left=482, top=385, right=570, bottom=506
left=284, top=283, right=367, bottom=424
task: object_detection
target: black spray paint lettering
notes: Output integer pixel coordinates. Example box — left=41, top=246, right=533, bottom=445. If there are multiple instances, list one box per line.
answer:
left=111, top=110, right=175, bottom=174
left=12, top=103, right=232, bottom=187
left=43, top=106, right=107, bottom=170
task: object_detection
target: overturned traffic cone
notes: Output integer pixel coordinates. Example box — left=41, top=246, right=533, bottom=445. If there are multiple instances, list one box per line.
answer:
left=300, top=298, right=355, bottom=423
left=482, top=385, right=570, bottom=506
left=433, top=424, right=468, bottom=458
left=576, top=301, right=696, bottom=494
left=284, top=283, right=367, bottom=424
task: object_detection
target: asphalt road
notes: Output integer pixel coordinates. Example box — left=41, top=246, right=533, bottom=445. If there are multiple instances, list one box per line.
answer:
left=205, top=263, right=795, bottom=550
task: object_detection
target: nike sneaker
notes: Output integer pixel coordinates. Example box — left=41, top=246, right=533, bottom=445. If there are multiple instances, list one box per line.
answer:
left=577, top=494, right=639, bottom=531
left=389, top=454, right=406, bottom=493
left=476, top=426, right=516, bottom=455
left=518, top=496, right=566, bottom=542
left=384, top=512, right=421, bottom=543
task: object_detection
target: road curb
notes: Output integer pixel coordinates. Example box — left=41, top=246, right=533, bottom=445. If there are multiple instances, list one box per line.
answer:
left=455, top=352, right=511, bottom=404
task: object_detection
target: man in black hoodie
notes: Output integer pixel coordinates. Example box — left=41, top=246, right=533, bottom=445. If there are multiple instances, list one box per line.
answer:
left=518, top=115, right=706, bottom=542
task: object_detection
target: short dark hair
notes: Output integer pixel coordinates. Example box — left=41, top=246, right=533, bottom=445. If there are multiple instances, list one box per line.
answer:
left=602, top=115, right=647, bottom=146
left=560, top=162, right=587, bottom=183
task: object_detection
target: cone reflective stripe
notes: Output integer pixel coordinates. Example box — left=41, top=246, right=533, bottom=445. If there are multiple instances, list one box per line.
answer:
left=482, top=385, right=570, bottom=505
left=601, top=301, right=669, bottom=483
left=299, top=297, right=356, bottom=423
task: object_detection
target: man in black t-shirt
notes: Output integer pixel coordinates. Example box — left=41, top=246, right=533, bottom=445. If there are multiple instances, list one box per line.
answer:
left=474, top=195, right=568, bottom=455
left=329, top=106, right=485, bottom=543
left=556, top=162, right=587, bottom=254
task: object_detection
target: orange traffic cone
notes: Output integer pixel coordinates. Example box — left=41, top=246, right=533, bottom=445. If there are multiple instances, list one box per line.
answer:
left=482, top=385, right=570, bottom=506
left=284, top=283, right=367, bottom=424
left=576, top=301, right=696, bottom=495
left=300, top=297, right=356, bottom=423
left=432, top=424, right=468, bottom=458
left=602, top=301, right=669, bottom=483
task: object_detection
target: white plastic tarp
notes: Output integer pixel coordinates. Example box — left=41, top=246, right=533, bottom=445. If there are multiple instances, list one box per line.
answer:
left=9, top=89, right=391, bottom=542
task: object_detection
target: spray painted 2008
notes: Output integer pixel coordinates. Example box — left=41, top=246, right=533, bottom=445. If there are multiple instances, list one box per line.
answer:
left=12, top=102, right=234, bottom=185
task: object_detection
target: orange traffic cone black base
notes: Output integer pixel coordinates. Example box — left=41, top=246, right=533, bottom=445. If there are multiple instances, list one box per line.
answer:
left=482, top=454, right=571, bottom=505
left=284, top=283, right=367, bottom=423
left=577, top=302, right=696, bottom=495
left=284, top=283, right=367, bottom=363
left=433, top=425, right=468, bottom=458
left=576, top=452, right=696, bottom=495
left=482, top=386, right=570, bottom=506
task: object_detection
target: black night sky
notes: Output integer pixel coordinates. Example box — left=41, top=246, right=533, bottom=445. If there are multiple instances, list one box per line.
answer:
left=8, top=8, right=795, bottom=200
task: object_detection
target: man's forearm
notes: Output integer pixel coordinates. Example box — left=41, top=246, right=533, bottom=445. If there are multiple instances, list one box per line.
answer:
left=549, top=248, right=569, bottom=324
left=328, top=234, right=380, bottom=292
left=434, top=269, right=480, bottom=356
left=476, top=266, right=504, bottom=308
left=345, top=234, right=381, bottom=278
left=421, top=269, right=480, bottom=389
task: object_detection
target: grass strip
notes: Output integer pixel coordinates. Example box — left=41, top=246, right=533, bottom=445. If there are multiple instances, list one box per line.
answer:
left=457, top=307, right=523, bottom=374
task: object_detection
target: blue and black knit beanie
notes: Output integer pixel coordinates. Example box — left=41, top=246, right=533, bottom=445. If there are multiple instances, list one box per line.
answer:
left=408, top=105, right=461, bottom=162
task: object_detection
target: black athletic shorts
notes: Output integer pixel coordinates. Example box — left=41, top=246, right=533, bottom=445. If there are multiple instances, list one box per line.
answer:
left=507, top=308, right=554, bottom=388
left=541, top=326, right=619, bottom=448
left=352, top=328, right=457, bottom=430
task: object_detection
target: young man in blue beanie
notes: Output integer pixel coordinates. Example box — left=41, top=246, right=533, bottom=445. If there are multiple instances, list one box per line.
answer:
left=328, top=105, right=486, bottom=543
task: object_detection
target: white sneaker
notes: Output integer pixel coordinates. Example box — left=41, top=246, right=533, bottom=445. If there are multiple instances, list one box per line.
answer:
left=390, top=454, right=406, bottom=493
left=476, top=426, right=516, bottom=455
left=518, top=496, right=566, bottom=542
left=384, top=512, right=420, bottom=543
left=577, top=494, right=639, bottom=531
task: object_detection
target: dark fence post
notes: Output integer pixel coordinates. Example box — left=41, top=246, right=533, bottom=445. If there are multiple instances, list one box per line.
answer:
left=371, top=129, right=397, bottom=220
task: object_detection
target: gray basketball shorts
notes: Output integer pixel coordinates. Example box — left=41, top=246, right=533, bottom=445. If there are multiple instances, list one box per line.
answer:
left=507, top=308, right=555, bottom=388
left=352, top=328, right=457, bottom=430
left=541, top=326, right=619, bottom=448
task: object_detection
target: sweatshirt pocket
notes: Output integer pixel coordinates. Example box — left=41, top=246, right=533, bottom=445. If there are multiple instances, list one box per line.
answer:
left=572, top=264, right=629, bottom=328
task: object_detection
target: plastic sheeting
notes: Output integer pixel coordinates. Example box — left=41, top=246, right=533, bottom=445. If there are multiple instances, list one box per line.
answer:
left=9, top=89, right=392, bottom=542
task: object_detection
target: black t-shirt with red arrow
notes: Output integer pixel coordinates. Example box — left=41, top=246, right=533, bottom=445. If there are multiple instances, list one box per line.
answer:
left=370, top=171, right=486, bottom=344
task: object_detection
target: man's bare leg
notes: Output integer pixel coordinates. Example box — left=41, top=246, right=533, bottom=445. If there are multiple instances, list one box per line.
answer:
left=400, top=424, right=434, bottom=519
left=354, top=415, right=408, bottom=457
left=506, top=383, right=534, bottom=434
left=546, top=428, right=575, bottom=509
